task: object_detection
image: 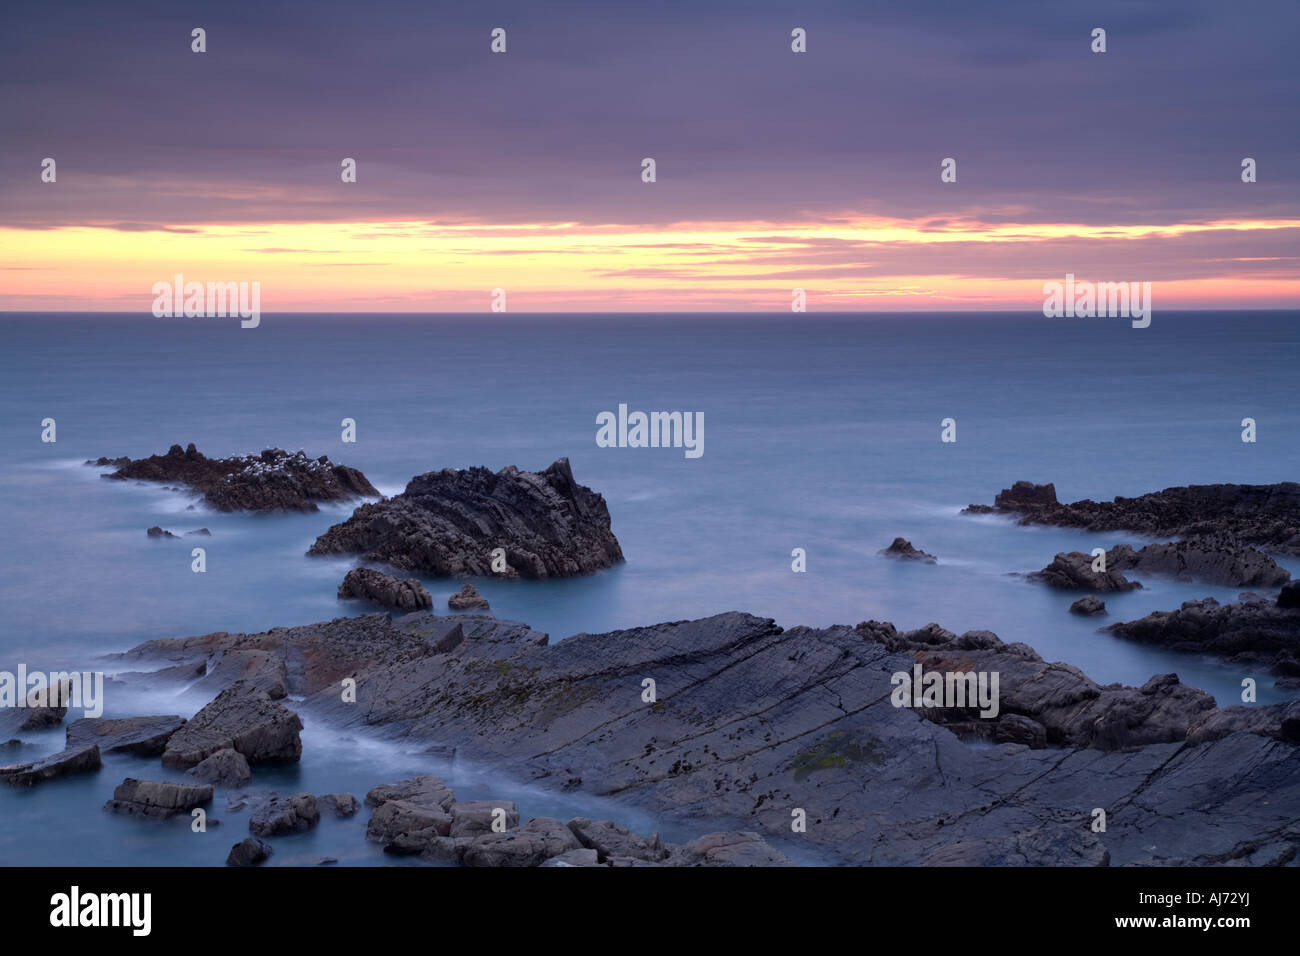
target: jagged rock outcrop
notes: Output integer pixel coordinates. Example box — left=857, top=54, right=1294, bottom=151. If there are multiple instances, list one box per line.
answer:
left=448, top=584, right=490, bottom=610
left=90, top=443, right=378, bottom=512
left=161, top=680, right=303, bottom=769
left=338, top=567, right=432, bottom=611
left=1029, top=552, right=1141, bottom=592
left=307, top=458, right=623, bottom=579
left=1107, top=595, right=1300, bottom=680
left=966, top=480, right=1300, bottom=555
left=120, top=610, right=1300, bottom=866
left=878, top=538, right=937, bottom=564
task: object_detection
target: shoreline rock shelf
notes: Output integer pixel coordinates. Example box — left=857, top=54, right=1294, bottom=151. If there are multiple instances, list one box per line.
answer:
left=106, top=607, right=1300, bottom=866
left=308, top=458, right=624, bottom=579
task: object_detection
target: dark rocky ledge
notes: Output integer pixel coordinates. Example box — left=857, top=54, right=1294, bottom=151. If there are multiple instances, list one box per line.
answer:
left=1107, top=591, right=1300, bottom=683
left=308, top=458, right=623, bottom=579
left=89, top=443, right=378, bottom=513
left=113, top=609, right=1300, bottom=866
left=339, top=568, right=432, bottom=612
left=966, top=480, right=1300, bottom=555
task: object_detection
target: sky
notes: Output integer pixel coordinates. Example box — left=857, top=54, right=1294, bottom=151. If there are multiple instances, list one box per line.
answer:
left=1, top=0, right=1297, bottom=312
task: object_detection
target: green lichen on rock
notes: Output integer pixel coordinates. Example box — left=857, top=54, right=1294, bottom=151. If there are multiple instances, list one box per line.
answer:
left=789, top=731, right=886, bottom=782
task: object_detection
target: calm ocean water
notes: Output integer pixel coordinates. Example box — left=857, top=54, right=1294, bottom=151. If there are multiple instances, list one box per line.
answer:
left=1, top=311, right=1297, bottom=864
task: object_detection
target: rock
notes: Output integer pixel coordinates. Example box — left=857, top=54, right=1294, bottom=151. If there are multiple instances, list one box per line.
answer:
left=16, top=678, right=74, bottom=730
left=448, top=584, right=490, bottom=610
left=0, top=743, right=101, bottom=787
left=307, top=458, right=623, bottom=579
left=364, top=775, right=456, bottom=810
left=1187, top=700, right=1300, bottom=745
left=66, top=715, right=185, bottom=756
left=122, top=608, right=1300, bottom=866
left=567, top=818, right=667, bottom=862
left=1030, top=552, right=1141, bottom=592
left=1107, top=596, right=1300, bottom=679
left=315, top=857, right=338, bottom=865
left=366, top=799, right=453, bottom=844
left=966, top=481, right=1300, bottom=555
left=226, top=837, right=272, bottom=866
left=878, top=538, right=937, bottom=564
left=249, top=793, right=320, bottom=836
left=338, top=567, right=432, bottom=611
left=669, top=831, right=796, bottom=867
left=449, top=801, right=520, bottom=838
left=1107, top=538, right=1289, bottom=588
left=147, top=526, right=177, bottom=538
left=462, top=816, right=583, bottom=867
left=93, top=443, right=378, bottom=513
left=1069, top=596, right=1107, bottom=616
left=1280, top=581, right=1300, bottom=609
left=994, top=714, right=1048, bottom=749
left=105, top=778, right=212, bottom=818
left=540, top=848, right=602, bottom=867
left=186, top=748, right=252, bottom=788
left=187, top=528, right=211, bottom=536
left=318, top=793, right=359, bottom=817
left=161, top=680, right=303, bottom=769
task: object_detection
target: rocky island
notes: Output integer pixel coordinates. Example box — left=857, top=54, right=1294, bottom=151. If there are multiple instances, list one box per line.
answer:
left=308, top=458, right=623, bottom=578
left=89, top=443, right=378, bottom=512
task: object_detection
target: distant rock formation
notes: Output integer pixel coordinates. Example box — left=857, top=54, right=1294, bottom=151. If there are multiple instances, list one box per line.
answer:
left=91, top=443, right=378, bottom=512
left=966, top=480, right=1300, bottom=555
left=339, top=567, right=432, bottom=611
left=308, top=458, right=623, bottom=579
left=878, top=538, right=937, bottom=564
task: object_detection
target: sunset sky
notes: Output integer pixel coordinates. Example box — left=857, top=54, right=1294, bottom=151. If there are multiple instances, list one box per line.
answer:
left=2, top=0, right=1297, bottom=312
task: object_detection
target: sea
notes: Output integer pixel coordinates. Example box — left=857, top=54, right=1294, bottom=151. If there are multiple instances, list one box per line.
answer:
left=1, top=310, right=1296, bottom=864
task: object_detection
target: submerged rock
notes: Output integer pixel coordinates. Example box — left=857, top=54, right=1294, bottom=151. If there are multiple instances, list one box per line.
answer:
left=91, top=443, right=378, bottom=513
left=878, top=538, right=937, bottom=564
left=338, top=567, right=432, bottom=611
left=146, top=526, right=177, bottom=538
left=308, top=458, right=623, bottom=579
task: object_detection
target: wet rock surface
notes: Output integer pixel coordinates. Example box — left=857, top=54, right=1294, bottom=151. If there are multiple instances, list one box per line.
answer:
left=879, top=538, right=937, bottom=563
